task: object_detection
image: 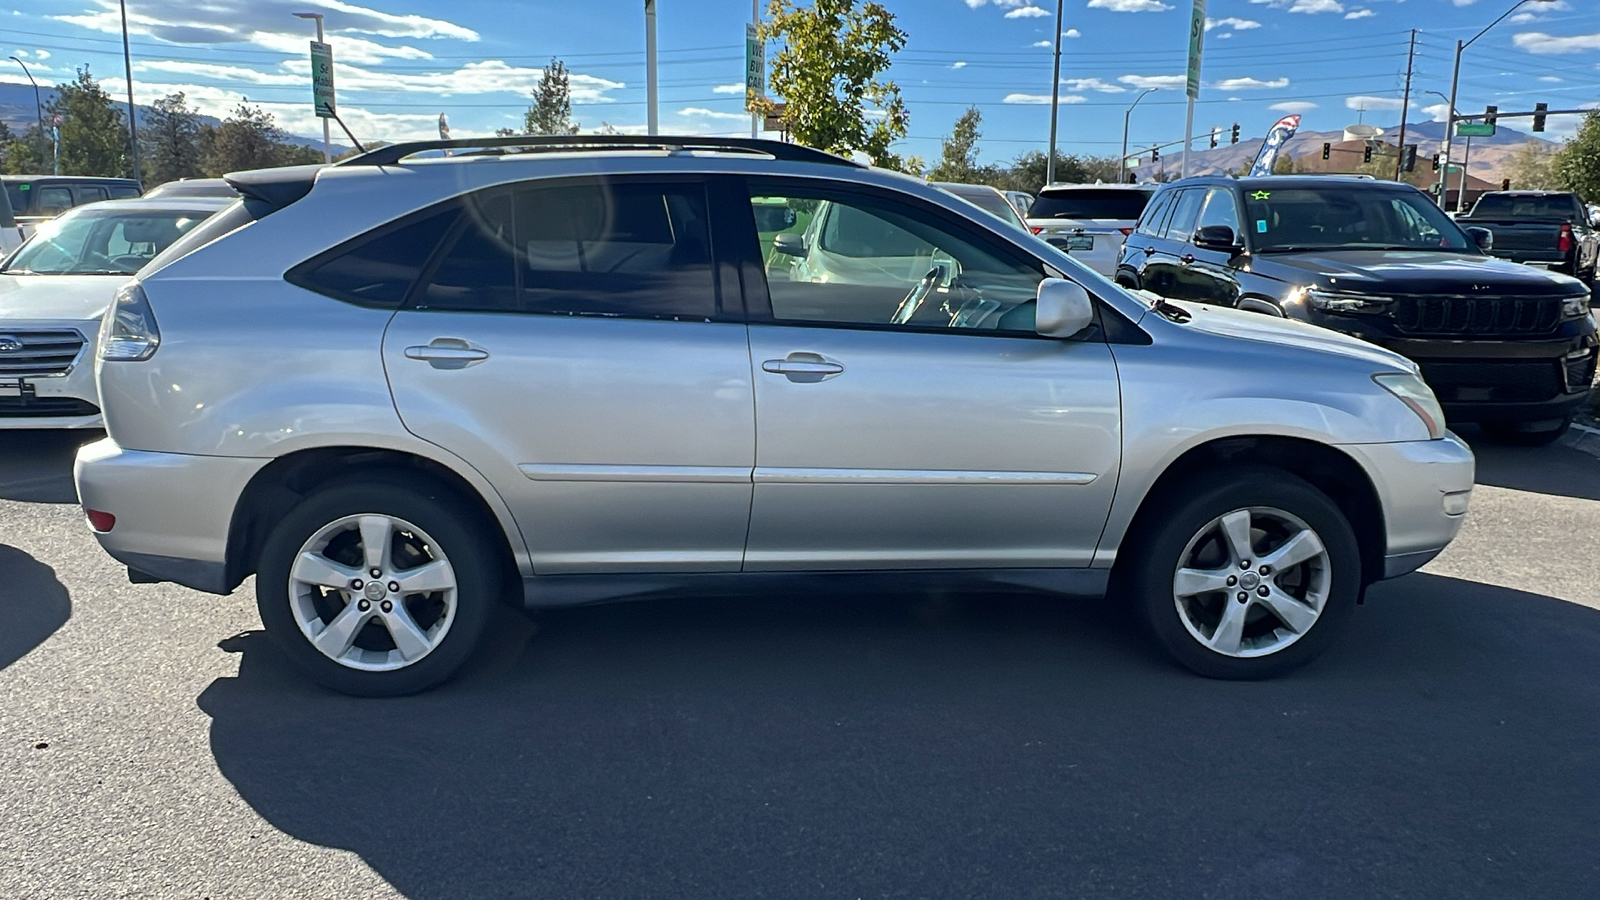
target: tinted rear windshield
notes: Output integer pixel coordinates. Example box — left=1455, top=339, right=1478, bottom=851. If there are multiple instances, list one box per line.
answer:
left=1468, top=194, right=1579, bottom=220
left=1029, top=189, right=1152, bottom=220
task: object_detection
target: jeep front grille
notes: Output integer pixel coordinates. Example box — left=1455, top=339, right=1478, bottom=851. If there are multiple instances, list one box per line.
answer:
left=1392, top=295, right=1561, bottom=337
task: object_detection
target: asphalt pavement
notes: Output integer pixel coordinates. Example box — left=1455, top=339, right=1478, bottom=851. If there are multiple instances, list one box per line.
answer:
left=0, top=428, right=1596, bottom=899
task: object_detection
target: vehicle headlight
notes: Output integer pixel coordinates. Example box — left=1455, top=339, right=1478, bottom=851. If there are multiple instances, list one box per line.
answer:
left=1374, top=372, right=1446, bottom=441
left=1559, top=295, right=1591, bottom=320
left=1301, top=286, right=1394, bottom=314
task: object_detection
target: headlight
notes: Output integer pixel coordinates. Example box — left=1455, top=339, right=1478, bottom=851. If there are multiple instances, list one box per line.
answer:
left=1374, top=372, right=1446, bottom=441
left=1302, top=287, right=1394, bottom=314
left=1560, top=295, right=1591, bottom=319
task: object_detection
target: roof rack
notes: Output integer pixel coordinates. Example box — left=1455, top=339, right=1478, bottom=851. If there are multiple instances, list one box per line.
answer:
left=337, top=134, right=864, bottom=169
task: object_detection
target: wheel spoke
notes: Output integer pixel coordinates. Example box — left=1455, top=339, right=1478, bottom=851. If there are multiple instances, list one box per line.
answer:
left=1219, top=509, right=1255, bottom=564
left=381, top=603, right=433, bottom=661
left=1174, top=566, right=1233, bottom=598
left=392, top=559, right=455, bottom=595
left=291, top=552, right=361, bottom=591
left=1208, top=597, right=1249, bottom=655
left=1260, top=587, right=1320, bottom=634
left=358, top=515, right=392, bottom=572
left=311, top=599, right=371, bottom=659
left=1259, top=529, right=1325, bottom=573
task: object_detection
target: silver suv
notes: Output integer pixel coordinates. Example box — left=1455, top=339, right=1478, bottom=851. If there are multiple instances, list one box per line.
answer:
left=75, top=136, right=1474, bottom=696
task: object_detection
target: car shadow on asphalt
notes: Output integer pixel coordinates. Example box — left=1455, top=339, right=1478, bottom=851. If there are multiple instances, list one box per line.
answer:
left=1462, top=428, right=1600, bottom=501
left=0, top=544, right=71, bottom=672
left=199, top=574, right=1600, bottom=900
left=0, top=430, right=99, bottom=504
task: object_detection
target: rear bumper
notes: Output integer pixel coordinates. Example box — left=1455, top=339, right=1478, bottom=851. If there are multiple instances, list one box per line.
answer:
left=1337, top=434, right=1475, bottom=582
left=74, top=437, right=266, bottom=595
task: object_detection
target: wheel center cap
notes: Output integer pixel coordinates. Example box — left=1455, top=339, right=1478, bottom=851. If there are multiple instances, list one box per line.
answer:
left=363, top=581, right=387, bottom=601
left=1240, top=571, right=1261, bottom=591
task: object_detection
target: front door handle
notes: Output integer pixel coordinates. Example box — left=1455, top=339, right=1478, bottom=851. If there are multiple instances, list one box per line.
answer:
left=762, top=352, right=844, bottom=383
left=405, top=338, right=489, bottom=370
left=1142, top=246, right=1156, bottom=256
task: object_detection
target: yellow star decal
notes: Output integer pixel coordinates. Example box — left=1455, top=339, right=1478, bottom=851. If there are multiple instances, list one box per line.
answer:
left=1251, top=191, right=1272, bottom=200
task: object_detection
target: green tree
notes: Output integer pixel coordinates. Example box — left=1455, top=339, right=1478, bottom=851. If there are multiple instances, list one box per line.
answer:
left=141, top=92, right=203, bottom=186
left=1503, top=140, right=1559, bottom=191
left=51, top=66, right=128, bottom=178
left=759, top=0, right=910, bottom=170
left=994, top=150, right=1121, bottom=193
left=202, top=102, right=315, bottom=174
left=927, top=107, right=981, bottom=183
left=1553, top=111, right=1600, bottom=201
left=524, top=58, right=579, bottom=136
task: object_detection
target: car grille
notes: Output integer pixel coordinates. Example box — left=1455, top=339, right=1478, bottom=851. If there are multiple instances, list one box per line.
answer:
left=1391, top=295, right=1561, bottom=337
left=0, top=330, right=86, bottom=377
left=0, top=395, right=98, bottom=418
left=1419, top=360, right=1563, bottom=403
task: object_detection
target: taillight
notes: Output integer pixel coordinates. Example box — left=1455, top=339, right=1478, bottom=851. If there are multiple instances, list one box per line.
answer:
left=1030, top=226, right=1043, bottom=235
left=85, top=509, right=116, bottom=532
left=100, top=282, right=161, bottom=361
left=1119, top=227, right=1134, bottom=237
left=1558, top=223, right=1574, bottom=253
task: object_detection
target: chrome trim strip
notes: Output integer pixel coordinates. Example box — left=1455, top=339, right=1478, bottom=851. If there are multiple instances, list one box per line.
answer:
left=518, top=463, right=752, bottom=483
left=753, top=467, right=1097, bottom=486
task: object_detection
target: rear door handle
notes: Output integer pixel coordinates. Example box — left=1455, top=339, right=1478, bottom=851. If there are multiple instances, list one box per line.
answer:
left=762, top=352, right=844, bottom=383
left=405, top=338, right=489, bottom=370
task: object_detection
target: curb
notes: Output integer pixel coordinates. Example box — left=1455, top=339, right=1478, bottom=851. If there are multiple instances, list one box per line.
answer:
left=1561, top=422, right=1600, bottom=461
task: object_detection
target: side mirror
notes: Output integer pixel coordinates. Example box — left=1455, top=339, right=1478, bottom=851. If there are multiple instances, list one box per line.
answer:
left=1034, top=278, right=1094, bottom=339
left=1465, top=226, right=1494, bottom=252
left=772, top=232, right=807, bottom=257
left=1193, top=224, right=1241, bottom=251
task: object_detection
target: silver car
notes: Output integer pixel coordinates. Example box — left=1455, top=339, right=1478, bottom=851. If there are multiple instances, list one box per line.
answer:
left=75, top=136, right=1473, bottom=696
left=1026, top=183, right=1156, bottom=278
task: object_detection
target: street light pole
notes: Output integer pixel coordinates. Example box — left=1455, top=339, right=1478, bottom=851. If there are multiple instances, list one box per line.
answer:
left=293, top=12, right=331, bottom=163
left=1437, top=0, right=1552, bottom=210
left=645, top=0, right=659, bottom=135
left=1045, top=0, right=1064, bottom=185
left=9, top=57, right=45, bottom=170
left=1121, top=87, right=1157, bottom=181
left=119, top=0, right=141, bottom=182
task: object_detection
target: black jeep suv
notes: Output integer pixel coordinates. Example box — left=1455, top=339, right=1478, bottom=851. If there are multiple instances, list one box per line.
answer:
left=1116, top=175, right=1597, bottom=444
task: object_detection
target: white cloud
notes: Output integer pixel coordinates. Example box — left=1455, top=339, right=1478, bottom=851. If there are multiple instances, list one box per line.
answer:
left=1508, top=0, right=1570, bottom=23
left=679, top=107, right=751, bottom=122
left=1250, top=0, right=1343, bottom=10
left=1346, top=94, right=1408, bottom=111
left=1005, top=6, right=1051, bottom=17
left=1212, top=76, right=1289, bottom=90
left=1344, top=8, right=1375, bottom=18
left=1118, top=73, right=1186, bottom=90
left=1087, top=0, right=1173, bottom=11
left=61, top=0, right=477, bottom=42
left=1064, top=28, right=1081, bottom=37
left=1421, top=103, right=1451, bottom=122
left=1062, top=77, right=1126, bottom=92
left=1003, top=93, right=1088, bottom=104
left=136, top=56, right=626, bottom=102
left=1512, top=31, right=1600, bottom=54
left=1538, top=75, right=1563, bottom=82
left=1271, top=101, right=1318, bottom=113
left=1033, top=40, right=1053, bottom=46
left=1205, top=16, right=1260, bottom=31
left=951, top=61, right=968, bottom=68
left=966, top=0, right=1030, bottom=7
left=1452, top=0, right=1477, bottom=6
left=712, top=84, right=745, bottom=94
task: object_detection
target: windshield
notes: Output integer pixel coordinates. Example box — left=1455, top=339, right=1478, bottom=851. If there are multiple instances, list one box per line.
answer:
left=1029, top=189, right=1152, bottom=220
left=2, top=208, right=215, bottom=275
left=1243, top=185, right=1474, bottom=253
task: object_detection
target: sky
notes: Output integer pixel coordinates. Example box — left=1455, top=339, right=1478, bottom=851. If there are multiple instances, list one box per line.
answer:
left=1, top=0, right=1597, bottom=163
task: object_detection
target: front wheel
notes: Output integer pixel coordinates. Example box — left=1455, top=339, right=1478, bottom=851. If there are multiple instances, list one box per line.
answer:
left=1126, top=468, right=1362, bottom=679
left=256, top=480, right=502, bottom=697
left=1482, top=417, right=1571, bottom=447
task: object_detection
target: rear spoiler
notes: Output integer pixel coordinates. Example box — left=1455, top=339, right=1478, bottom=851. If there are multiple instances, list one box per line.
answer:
left=223, top=165, right=325, bottom=211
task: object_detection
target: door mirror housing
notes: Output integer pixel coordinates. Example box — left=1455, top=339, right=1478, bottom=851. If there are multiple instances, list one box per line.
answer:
left=1465, top=226, right=1494, bottom=252
left=1034, top=278, right=1095, bottom=338
left=772, top=232, right=807, bottom=257
left=1193, top=224, right=1241, bottom=252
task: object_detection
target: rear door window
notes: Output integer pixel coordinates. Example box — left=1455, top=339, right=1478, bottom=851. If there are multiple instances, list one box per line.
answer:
left=109, top=186, right=141, bottom=200
left=1030, top=189, right=1152, bottom=220
left=36, top=187, right=72, bottom=216
left=1135, top=191, right=1176, bottom=237
left=76, top=186, right=109, bottom=205
left=1164, top=189, right=1205, bottom=242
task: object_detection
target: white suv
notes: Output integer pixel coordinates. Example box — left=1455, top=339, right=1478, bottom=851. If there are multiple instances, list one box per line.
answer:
left=75, top=136, right=1474, bottom=696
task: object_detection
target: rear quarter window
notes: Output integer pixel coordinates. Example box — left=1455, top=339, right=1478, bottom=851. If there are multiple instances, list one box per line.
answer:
left=287, top=205, right=462, bottom=309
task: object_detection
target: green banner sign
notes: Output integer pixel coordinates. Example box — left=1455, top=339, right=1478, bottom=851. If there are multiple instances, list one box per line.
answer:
left=1455, top=121, right=1495, bottom=137
left=310, top=41, right=335, bottom=119
left=1186, top=0, right=1207, bottom=100
left=744, top=24, right=765, bottom=113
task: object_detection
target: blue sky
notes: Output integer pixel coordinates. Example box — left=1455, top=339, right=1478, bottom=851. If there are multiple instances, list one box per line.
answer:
left=2, top=0, right=1597, bottom=161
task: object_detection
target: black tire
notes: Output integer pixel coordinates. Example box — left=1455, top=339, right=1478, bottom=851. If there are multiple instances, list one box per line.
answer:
left=1124, top=466, right=1362, bottom=680
left=1482, top=417, right=1571, bottom=447
left=256, top=479, right=503, bottom=697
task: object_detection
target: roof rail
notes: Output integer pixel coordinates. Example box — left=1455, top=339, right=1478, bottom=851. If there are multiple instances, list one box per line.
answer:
left=336, top=134, right=864, bottom=169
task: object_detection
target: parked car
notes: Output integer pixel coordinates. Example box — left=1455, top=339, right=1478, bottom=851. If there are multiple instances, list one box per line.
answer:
left=933, top=182, right=1029, bottom=232
left=1004, top=190, right=1033, bottom=220
left=77, top=137, right=1473, bottom=696
left=0, top=181, right=24, bottom=258
left=1116, top=175, right=1597, bottom=445
left=1025, top=183, right=1155, bottom=277
left=1456, top=190, right=1599, bottom=286
left=0, top=197, right=229, bottom=427
left=143, top=178, right=240, bottom=200
left=2, top=176, right=143, bottom=239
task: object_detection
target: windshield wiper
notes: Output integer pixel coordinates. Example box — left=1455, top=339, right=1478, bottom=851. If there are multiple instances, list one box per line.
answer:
left=1150, top=296, right=1191, bottom=323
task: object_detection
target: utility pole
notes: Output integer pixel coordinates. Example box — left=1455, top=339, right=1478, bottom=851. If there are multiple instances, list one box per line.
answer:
left=1045, top=0, right=1064, bottom=185
left=645, top=0, right=659, bottom=135
left=9, top=57, right=45, bottom=171
left=119, top=0, right=141, bottom=182
left=1393, top=29, right=1416, bottom=182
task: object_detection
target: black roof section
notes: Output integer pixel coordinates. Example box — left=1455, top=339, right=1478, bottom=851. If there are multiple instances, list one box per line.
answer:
left=223, top=165, right=326, bottom=209
left=334, top=134, right=864, bottom=169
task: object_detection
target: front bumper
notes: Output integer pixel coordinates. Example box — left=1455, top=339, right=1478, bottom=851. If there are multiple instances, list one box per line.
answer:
left=74, top=438, right=268, bottom=595
left=0, top=321, right=102, bottom=429
left=1337, top=433, right=1476, bottom=581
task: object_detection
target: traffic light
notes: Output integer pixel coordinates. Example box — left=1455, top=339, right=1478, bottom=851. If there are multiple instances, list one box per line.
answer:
left=1362, top=144, right=1373, bottom=164
left=1230, top=123, right=1240, bottom=144
left=1501, top=178, right=1511, bottom=191
left=1485, top=105, right=1498, bottom=127
left=1151, top=146, right=1160, bottom=161
left=1402, top=143, right=1418, bottom=172
left=1533, top=102, right=1548, bottom=133
left=1431, top=152, right=1441, bottom=171
left=1322, top=142, right=1331, bottom=160
left=1210, top=128, right=1219, bottom=149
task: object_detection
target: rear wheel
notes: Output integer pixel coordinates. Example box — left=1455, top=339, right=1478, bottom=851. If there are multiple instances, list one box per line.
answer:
left=256, top=480, right=501, bottom=696
left=1482, top=417, right=1571, bottom=447
left=1126, top=467, right=1361, bottom=679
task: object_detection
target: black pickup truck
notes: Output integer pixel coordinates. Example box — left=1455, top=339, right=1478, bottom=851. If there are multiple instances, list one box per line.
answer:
left=1457, top=191, right=1599, bottom=286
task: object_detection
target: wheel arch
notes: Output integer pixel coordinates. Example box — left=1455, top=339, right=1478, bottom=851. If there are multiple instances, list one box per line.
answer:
left=1111, top=435, right=1386, bottom=587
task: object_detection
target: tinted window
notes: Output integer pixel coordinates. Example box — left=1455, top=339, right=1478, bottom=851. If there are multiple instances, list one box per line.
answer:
left=1245, top=186, right=1472, bottom=252
left=417, top=192, right=517, bottom=312
left=1164, top=189, right=1205, bottom=241
left=293, top=206, right=461, bottom=308
left=514, top=181, right=716, bottom=319
left=4, top=183, right=26, bottom=213
left=109, top=186, right=141, bottom=200
left=1135, top=191, right=1175, bottom=237
left=1196, top=188, right=1242, bottom=236
left=77, top=186, right=109, bottom=204
left=37, top=187, right=72, bottom=216
left=1029, top=189, right=1152, bottom=220
left=1468, top=194, right=1581, bottom=220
